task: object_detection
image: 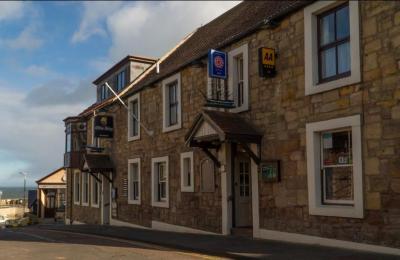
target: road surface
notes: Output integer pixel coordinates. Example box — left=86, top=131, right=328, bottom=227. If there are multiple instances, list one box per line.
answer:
left=0, top=226, right=218, bottom=260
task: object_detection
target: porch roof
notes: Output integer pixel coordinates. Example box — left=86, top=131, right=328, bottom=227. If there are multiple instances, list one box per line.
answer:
left=185, top=110, right=262, bottom=147
left=83, top=153, right=114, bottom=173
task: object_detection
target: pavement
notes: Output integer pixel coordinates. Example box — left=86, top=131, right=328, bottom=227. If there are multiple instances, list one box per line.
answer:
left=0, top=226, right=212, bottom=260
left=35, top=223, right=399, bottom=259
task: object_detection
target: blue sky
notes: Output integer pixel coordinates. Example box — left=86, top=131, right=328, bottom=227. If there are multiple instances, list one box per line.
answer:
left=0, top=1, right=239, bottom=186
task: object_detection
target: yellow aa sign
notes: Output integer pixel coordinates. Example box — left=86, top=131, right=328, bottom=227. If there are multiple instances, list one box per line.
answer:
left=261, top=48, right=275, bottom=67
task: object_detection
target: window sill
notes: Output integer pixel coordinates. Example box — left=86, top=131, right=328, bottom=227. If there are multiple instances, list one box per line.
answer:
left=230, top=105, right=249, bottom=114
left=152, top=201, right=169, bottom=208
left=128, top=135, right=140, bottom=142
left=181, top=187, right=194, bottom=192
left=309, top=204, right=363, bottom=219
left=81, top=203, right=89, bottom=207
left=74, top=202, right=80, bottom=206
left=162, top=123, right=181, bottom=133
left=91, top=204, right=99, bottom=208
left=128, top=200, right=141, bottom=205
left=306, top=74, right=361, bottom=96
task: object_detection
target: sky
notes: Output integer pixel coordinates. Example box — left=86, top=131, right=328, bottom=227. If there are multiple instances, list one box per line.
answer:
left=0, top=1, right=239, bottom=187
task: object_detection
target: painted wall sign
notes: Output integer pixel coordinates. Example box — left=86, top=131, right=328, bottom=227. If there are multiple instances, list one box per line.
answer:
left=259, top=47, right=276, bottom=77
left=94, top=115, right=113, bottom=138
left=208, top=49, right=227, bottom=79
left=260, top=160, right=280, bottom=182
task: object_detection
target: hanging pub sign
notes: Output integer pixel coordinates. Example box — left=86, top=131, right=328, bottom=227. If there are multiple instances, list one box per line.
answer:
left=260, top=160, right=280, bottom=182
left=94, top=115, right=113, bottom=138
left=208, top=49, right=227, bottom=79
left=259, top=47, right=276, bottom=77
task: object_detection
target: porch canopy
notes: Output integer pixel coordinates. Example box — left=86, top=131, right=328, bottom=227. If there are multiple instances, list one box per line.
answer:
left=82, top=153, right=114, bottom=182
left=185, top=110, right=262, bottom=166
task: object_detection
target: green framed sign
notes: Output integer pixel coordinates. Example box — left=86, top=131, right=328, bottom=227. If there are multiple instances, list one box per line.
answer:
left=260, top=160, right=280, bottom=182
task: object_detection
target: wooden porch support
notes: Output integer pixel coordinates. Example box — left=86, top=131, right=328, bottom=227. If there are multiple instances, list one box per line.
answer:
left=201, top=148, right=221, bottom=168
left=88, top=172, right=102, bottom=183
left=241, top=143, right=261, bottom=165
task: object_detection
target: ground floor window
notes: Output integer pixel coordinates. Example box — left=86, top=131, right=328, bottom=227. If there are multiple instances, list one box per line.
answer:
left=82, top=172, right=89, bottom=206
left=74, top=171, right=80, bottom=205
left=128, top=158, right=141, bottom=204
left=91, top=173, right=100, bottom=207
left=180, top=152, right=194, bottom=192
left=306, top=115, right=363, bottom=218
left=151, top=156, right=169, bottom=208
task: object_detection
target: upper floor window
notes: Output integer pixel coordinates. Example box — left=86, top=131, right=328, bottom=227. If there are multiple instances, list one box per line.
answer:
left=128, top=94, right=140, bottom=141
left=66, top=123, right=72, bottom=153
left=228, top=43, right=249, bottom=113
left=116, top=70, right=126, bottom=92
left=162, top=73, right=181, bottom=132
left=304, top=1, right=360, bottom=95
left=318, top=4, right=350, bottom=83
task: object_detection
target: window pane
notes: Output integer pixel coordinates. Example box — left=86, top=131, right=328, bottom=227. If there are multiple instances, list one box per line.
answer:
left=322, top=130, right=352, bottom=166
left=337, top=42, right=350, bottom=74
left=324, top=166, right=353, bottom=201
left=320, top=13, right=335, bottom=46
left=321, top=47, right=336, bottom=79
left=336, top=5, right=349, bottom=40
left=183, top=158, right=191, bottom=186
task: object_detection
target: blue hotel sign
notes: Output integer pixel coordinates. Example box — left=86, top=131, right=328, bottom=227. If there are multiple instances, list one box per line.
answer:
left=208, top=49, right=227, bottom=79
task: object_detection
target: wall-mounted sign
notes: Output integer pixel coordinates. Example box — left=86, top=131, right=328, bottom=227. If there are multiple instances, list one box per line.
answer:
left=208, top=49, right=227, bottom=79
left=260, top=160, right=280, bottom=182
left=94, top=115, right=113, bottom=138
left=259, top=47, right=276, bottom=77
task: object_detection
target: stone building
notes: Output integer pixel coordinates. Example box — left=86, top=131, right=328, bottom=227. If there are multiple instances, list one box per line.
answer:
left=63, top=1, right=400, bottom=255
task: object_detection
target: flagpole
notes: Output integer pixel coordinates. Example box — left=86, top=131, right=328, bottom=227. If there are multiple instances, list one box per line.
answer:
left=104, top=83, right=154, bottom=136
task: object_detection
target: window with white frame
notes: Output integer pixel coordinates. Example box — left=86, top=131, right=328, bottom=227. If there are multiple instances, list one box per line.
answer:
left=304, top=1, right=360, bottom=95
left=116, top=70, right=126, bottom=92
left=128, top=94, right=140, bottom=141
left=162, top=74, right=181, bottom=132
left=66, top=123, right=72, bottom=153
left=91, top=173, right=100, bottom=207
left=151, top=156, right=169, bottom=207
left=74, top=171, right=80, bottom=205
left=180, top=152, right=194, bottom=192
left=128, top=158, right=141, bottom=204
left=306, top=115, right=363, bottom=218
left=81, top=172, right=89, bottom=206
left=228, top=43, right=248, bottom=113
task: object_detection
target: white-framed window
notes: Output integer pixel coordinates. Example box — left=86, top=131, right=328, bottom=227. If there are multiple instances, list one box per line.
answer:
left=162, top=73, right=181, bottom=132
left=66, top=123, right=72, bottom=153
left=73, top=171, right=81, bottom=205
left=304, top=1, right=360, bottom=95
left=200, top=159, right=215, bottom=192
left=228, top=43, right=249, bottom=113
left=128, top=93, right=140, bottom=141
left=91, top=173, right=100, bottom=208
left=81, top=172, right=89, bottom=206
left=180, top=152, right=194, bottom=192
left=128, top=158, right=141, bottom=204
left=306, top=115, right=363, bottom=218
left=91, top=117, right=100, bottom=148
left=116, top=70, right=126, bottom=92
left=98, top=84, right=107, bottom=101
left=151, top=156, right=169, bottom=208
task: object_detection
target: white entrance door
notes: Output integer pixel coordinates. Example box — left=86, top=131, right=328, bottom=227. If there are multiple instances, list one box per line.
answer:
left=234, top=156, right=252, bottom=227
left=102, top=176, right=110, bottom=225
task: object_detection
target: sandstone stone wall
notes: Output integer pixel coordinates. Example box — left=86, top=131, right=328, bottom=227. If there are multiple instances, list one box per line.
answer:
left=107, top=66, right=222, bottom=233
left=236, top=2, right=400, bottom=248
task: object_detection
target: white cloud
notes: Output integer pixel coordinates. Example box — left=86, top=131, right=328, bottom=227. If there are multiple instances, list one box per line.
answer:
left=3, top=24, right=44, bottom=50
left=73, top=1, right=240, bottom=63
left=0, top=80, right=94, bottom=186
left=71, top=1, right=123, bottom=43
left=25, top=65, right=54, bottom=77
left=0, top=2, right=25, bottom=22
